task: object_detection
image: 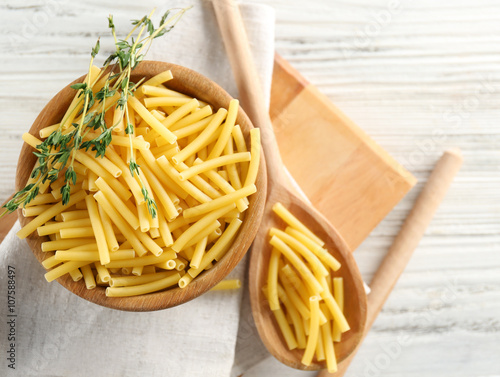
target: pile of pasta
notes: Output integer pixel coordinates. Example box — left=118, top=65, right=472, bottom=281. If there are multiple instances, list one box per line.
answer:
left=17, top=67, right=260, bottom=297
left=266, top=203, right=348, bottom=373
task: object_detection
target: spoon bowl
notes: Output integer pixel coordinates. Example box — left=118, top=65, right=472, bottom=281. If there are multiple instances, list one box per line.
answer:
left=249, top=186, right=367, bottom=370
left=15, top=60, right=267, bottom=311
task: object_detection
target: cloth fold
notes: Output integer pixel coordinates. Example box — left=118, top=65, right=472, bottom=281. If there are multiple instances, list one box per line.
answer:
left=0, top=2, right=275, bottom=376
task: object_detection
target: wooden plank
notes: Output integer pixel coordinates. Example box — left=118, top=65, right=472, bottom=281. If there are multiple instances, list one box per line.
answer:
left=270, top=54, right=416, bottom=250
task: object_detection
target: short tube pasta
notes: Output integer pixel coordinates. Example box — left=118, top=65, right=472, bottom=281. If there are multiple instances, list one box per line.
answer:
left=302, top=296, right=320, bottom=365
left=106, top=273, right=181, bottom=297
left=210, top=279, right=241, bottom=291
left=178, top=152, right=251, bottom=181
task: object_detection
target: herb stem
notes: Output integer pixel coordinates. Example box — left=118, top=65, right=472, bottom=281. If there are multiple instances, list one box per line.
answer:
left=2, top=7, right=190, bottom=217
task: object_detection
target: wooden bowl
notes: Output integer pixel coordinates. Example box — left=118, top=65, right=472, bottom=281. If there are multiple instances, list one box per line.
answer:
left=15, top=60, right=267, bottom=311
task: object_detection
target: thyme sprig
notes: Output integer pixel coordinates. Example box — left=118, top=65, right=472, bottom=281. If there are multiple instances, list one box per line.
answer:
left=1, top=7, right=190, bottom=219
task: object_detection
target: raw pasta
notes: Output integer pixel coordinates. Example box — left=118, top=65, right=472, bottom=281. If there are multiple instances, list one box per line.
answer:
left=266, top=202, right=348, bottom=372
left=17, top=68, right=260, bottom=298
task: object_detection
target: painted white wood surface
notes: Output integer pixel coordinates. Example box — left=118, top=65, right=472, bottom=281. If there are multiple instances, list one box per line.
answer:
left=0, top=1, right=499, bottom=376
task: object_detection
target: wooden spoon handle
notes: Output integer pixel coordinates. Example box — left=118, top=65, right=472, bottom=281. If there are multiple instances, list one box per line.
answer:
left=317, top=148, right=463, bottom=377
left=212, top=0, right=284, bottom=183
left=0, top=194, right=17, bottom=244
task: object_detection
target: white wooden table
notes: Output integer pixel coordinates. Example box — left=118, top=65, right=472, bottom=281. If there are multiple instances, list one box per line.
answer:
left=1, top=1, right=499, bottom=376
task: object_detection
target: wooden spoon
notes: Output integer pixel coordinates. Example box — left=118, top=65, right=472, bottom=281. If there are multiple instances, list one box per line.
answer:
left=213, top=0, right=367, bottom=370
left=14, top=60, right=267, bottom=311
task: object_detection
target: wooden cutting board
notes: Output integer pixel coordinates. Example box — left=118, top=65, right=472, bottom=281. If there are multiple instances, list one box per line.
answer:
left=0, top=55, right=416, bottom=248
left=270, top=54, right=416, bottom=250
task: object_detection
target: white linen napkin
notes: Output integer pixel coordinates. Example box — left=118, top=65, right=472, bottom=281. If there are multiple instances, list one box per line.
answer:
left=0, top=2, right=275, bottom=376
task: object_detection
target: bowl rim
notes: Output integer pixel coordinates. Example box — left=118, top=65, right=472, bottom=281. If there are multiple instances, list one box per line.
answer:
left=16, top=60, right=267, bottom=311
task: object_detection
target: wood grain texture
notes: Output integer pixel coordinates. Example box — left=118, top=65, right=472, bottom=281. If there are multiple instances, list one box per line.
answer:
left=318, top=149, right=463, bottom=377
left=213, top=0, right=366, bottom=369
left=1, top=1, right=500, bottom=376
left=15, top=61, right=267, bottom=311
left=242, top=1, right=500, bottom=376
left=271, top=54, right=416, bottom=250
